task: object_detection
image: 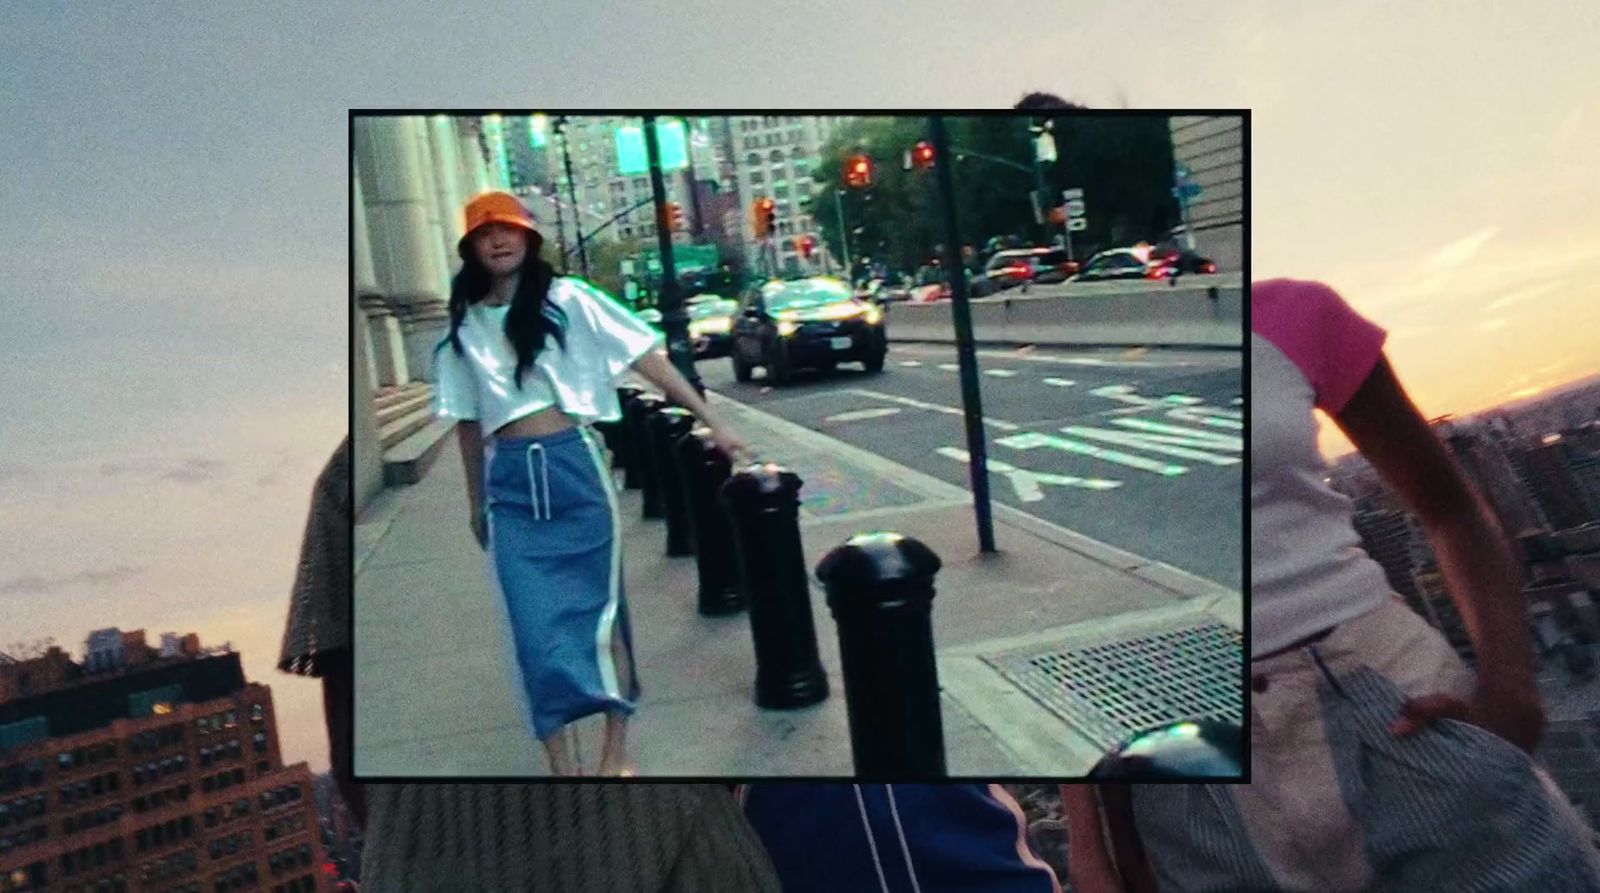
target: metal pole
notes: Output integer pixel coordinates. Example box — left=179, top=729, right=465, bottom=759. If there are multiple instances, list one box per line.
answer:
left=549, top=181, right=568, bottom=274
left=642, top=116, right=702, bottom=394
left=834, top=189, right=852, bottom=283
left=1029, top=119, right=1048, bottom=247
left=556, top=117, right=590, bottom=279
left=927, top=116, right=996, bottom=554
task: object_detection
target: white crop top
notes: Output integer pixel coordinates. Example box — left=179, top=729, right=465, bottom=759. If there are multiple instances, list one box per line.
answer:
left=1252, top=279, right=1395, bottom=654
left=432, top=276, right=664, bottom=432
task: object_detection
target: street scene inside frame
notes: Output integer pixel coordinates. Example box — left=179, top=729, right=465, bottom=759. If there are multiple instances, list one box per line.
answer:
left=350, top=112, right=1244, bottom=778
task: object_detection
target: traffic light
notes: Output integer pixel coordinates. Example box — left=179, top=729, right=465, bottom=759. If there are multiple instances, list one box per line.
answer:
left=793, top=235, right=815, bottom=259
left=665, top=202, right=686, bottom=232
left=844, top=154, right=873, bottom=188
left=911, top=141, right=935, bottom=169
left=753, top=197, right=777, bottom=238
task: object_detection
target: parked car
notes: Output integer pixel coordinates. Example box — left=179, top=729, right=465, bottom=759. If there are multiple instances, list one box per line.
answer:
left=731, top=277, right=888, bottom=385
left=686, top=295, right=739, bottom=358
left=1147, top=249, right=1218, bottom=278
left=1028, top=247, right=1081, bottom=284
left=1070, top=248, right=1161, bottom=283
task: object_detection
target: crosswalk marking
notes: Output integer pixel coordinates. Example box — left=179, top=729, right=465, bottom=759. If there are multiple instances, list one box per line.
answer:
left=824, top=408, right=903, bottom=423
left=936, top=447, right=1121, bottom=500
left=846, top=389, right=1021, bottom=431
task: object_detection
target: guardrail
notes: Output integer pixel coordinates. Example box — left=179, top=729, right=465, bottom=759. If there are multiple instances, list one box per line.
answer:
left=886, top=280, right=1242, bottom=349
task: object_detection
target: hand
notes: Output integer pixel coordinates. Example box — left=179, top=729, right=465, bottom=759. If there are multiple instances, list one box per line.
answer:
left=1391, top=682, right=1547, bottom=754
left=470, top=505, right=488, bottom=550
left=709, top=426, right=752, bottom=463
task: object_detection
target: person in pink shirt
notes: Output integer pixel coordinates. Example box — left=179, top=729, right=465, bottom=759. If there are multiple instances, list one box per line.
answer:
left=1064, top=280, right=1600, bottom=892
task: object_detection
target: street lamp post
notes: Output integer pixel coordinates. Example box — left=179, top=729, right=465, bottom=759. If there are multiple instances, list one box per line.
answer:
left=555, top=116, right=590, bottom=279
left=643, top=116, right=702, bottom=395
left=1028, top=119, right=1050, bottom=247
left=927, top=116, right=996, bottom=554
left=834, top=188, right=852, bottom=284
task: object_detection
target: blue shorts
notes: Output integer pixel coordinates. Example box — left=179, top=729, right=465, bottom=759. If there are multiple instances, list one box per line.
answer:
left=484, top=427, right=639, bottom=740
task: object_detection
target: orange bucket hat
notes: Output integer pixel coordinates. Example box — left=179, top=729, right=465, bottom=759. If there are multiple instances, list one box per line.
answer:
left=459, top=191, right=544, bottom=257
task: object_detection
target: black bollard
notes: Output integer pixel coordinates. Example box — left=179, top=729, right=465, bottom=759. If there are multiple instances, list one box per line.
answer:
left=1087, top=719, right=1244, bottom=780
left=616, top=386, right=643, bottom=486
left=816, top=532, right=945, bottom=777
left=647, top=407, right=698, bottom=557
left=627, top=393, right=666, bottom=517
left=675, top=426, right=743, bottom=615
left=722, top=464, right=829, bottom=709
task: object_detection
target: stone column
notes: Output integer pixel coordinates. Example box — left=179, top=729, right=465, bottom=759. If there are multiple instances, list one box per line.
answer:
left=429, top=116, right=469, bottom=267
left=355, top=116, right=450, bottom=381
left=352, top=283, right=383, bottom=514
left=461, top=126, right=491, bottom=196
left=409, top=120, right=453, bottom=302
left=352, top=167, right=384, bottom=395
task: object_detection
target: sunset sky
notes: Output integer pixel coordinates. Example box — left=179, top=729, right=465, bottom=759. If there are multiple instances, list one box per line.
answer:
left=3, top=0, right=1597, bottom=772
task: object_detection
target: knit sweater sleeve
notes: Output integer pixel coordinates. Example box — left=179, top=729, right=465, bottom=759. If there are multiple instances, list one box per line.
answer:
left=278, top=438, right=351, bottom=677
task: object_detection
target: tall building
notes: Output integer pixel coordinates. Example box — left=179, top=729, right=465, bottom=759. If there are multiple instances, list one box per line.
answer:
left=0, top=631, right=332, bottom=893
left=1528, top=438, right=1600, bottom=531
left=1435, top=416, right=1549, bottom=540
left=1167, top=116, right=1243, bottom=273
left=729, top=116, right=849, bottom=275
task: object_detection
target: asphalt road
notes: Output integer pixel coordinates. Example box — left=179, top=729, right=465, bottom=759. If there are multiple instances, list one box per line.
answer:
left=698, top=341, right=1243, bottom=590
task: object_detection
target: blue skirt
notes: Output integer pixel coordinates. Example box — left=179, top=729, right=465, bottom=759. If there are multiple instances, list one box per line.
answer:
left=484, top=427, right=640, bottom=740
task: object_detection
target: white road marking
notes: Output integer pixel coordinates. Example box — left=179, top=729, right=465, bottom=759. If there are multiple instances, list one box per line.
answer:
left=1043, top=378, right=1077, bottom=388
left=984, top=369, right=1019, bottom=378
left=846, top=389, right=1021, bottom=431
left=936, top=447, right=1122, bottom=499
left=899, top=360, right=924, bottom=368
left=824, top=408, right=904, bottom=423
left=938, top=363, right=960, bottom=371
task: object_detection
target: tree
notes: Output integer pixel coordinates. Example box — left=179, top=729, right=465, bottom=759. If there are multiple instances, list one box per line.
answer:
left=584, top=237, right=651, bottom=301
left=808, top=115, right=1180, bottom=271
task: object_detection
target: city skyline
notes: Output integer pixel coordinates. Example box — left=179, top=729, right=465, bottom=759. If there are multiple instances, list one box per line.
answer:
left=4, top=1, right=1598, bottom=773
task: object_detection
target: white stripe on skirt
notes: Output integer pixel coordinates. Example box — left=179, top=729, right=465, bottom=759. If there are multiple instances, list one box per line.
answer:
left=577, top=426, right=624, bottom=701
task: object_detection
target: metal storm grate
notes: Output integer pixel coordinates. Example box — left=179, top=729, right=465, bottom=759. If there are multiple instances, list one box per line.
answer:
left=981, top=620, right=1243, bottom=752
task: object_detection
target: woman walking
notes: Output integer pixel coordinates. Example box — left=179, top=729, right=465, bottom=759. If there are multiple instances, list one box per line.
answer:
left=1064, top=279, right=1600, bottom=891
left=279, top=439, right=782, bottom=892
left=432, top=191, right=749, bottom=776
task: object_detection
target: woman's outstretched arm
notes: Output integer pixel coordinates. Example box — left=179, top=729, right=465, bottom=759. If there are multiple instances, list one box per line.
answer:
left=1333, top=356, right=1545, bottom=752
left=631, top=350, right=751, bottom=461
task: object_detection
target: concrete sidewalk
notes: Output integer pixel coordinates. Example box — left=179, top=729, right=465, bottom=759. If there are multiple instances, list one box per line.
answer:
left=353, top=391, right=1242, bottom=778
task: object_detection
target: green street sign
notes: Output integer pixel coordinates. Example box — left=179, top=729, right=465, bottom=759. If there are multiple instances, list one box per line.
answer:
left=615, top=120, right=689, bottom=175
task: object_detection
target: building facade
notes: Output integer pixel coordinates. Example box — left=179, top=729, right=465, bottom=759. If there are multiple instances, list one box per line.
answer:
left=729, top=116, right=848, bottom=276
left=0, top=632, right=331, bottom=893
left=1167, top=116, right=1243, bottom=273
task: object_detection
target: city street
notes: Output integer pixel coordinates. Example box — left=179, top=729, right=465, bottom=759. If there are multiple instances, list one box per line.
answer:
left=697, top=340, right=1243, bottom=590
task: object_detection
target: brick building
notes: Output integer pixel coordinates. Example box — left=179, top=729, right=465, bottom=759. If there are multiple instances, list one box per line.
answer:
left=0, top=631, right=331, bottom=893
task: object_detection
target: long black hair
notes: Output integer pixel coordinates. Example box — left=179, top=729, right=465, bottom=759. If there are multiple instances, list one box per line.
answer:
left=442, top=230, right=567, bottom=388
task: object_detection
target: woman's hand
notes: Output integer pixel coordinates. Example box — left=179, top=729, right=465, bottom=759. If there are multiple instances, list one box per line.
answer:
left=710, top=426, right=753, bottom=464
left=1392, top=680, right=1547, bottom=754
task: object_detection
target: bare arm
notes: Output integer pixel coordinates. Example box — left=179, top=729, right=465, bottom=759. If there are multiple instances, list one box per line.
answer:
left=456, top=421, right=488, bottom=547
left=1060, top=784, right=1127, bottom=892
left=1333, top=356, right=1544, bottom=749
left=631, top=350, right=751, bottom=460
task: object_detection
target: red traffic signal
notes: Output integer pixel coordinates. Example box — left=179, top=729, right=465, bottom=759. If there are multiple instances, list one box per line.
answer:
left=911, top=141, right=935, bottom=169
left=844, top=154, right=873, bottom=188
left=796, top=235, right=816, bottom=259
left=752, top=197, right=776, bottom=237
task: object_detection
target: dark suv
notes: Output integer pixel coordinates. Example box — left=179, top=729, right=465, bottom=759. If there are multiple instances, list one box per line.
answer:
left=730, top=277, right=888, bottom=385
